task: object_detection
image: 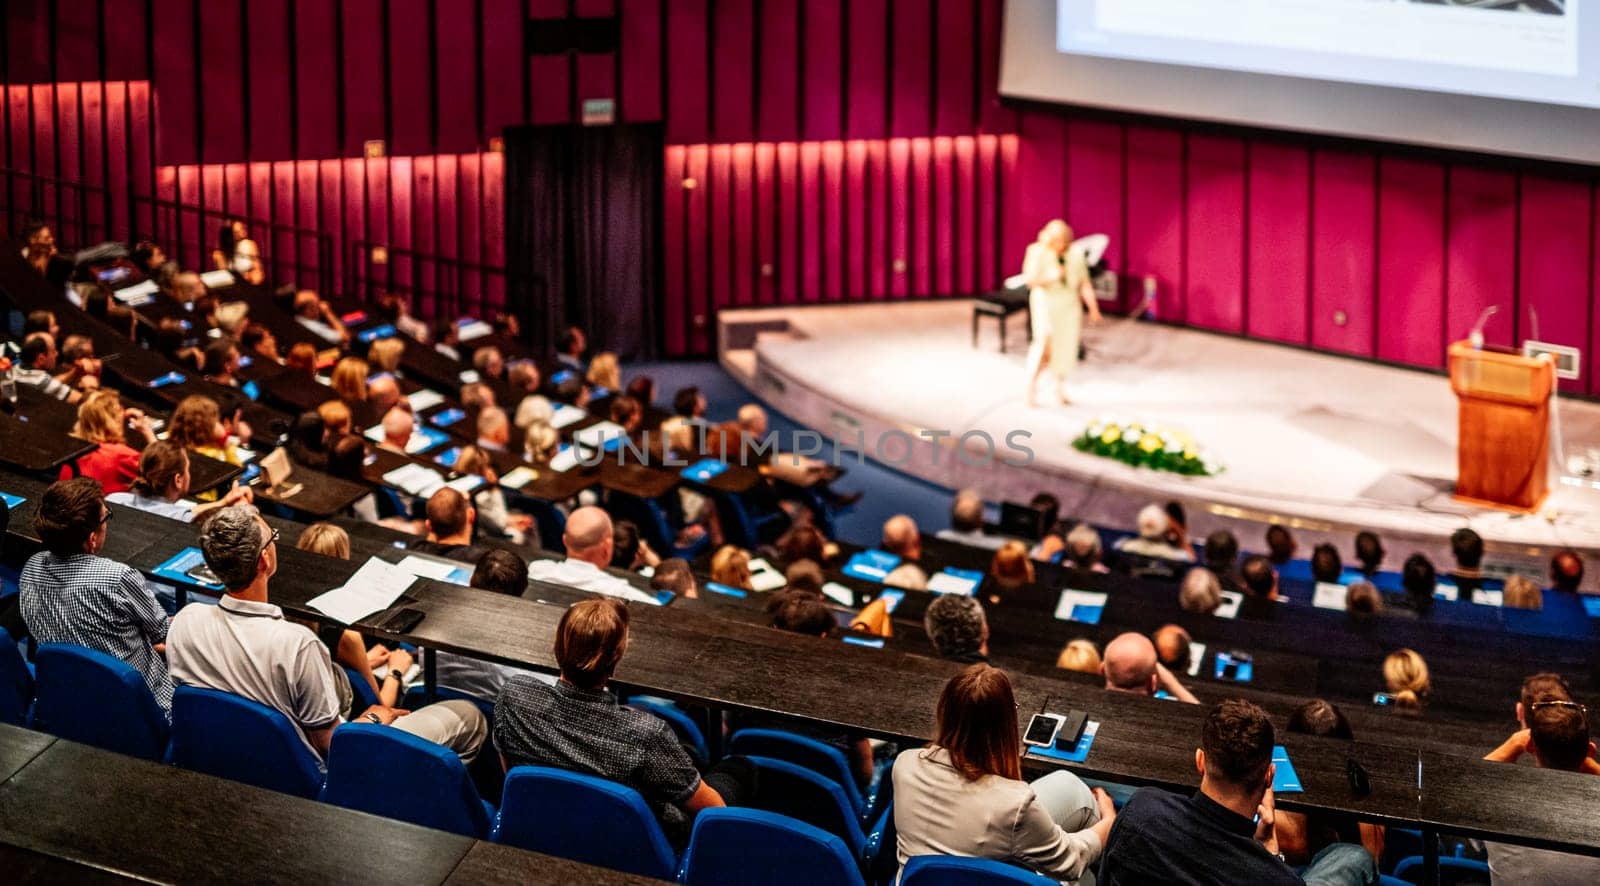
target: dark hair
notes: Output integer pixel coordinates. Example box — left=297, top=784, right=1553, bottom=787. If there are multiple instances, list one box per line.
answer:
left=23, top=309, right=54, bottom=335
left=1551, top=549, right=1584, bottom=592
left=36, top=478, right=107, bottom=557
left=20, top=332, right=52, bottom=369
left=1201, top=699, right=1275, bottom=788
left=775, top=523, right=828, bottom=568
left=1451, top=528, right=1484, bottom=569
left=131, top=240, right=160, bottom=271
left=554, top=597, right=629, bottom=689
left=1345, top=582, right=1381, bottom=621
left=1287, top=699, right=1354, bottom=740
left=672, top=386, right=701, bottom=418
left=1354, top=531, right=1384, bottom=573
left=769, top=589, right=834, bottom=636
left=1203, top=530, right=1239, bottom=576
left=1310, top=543, right=1342, bottom=583
left=434, top=319, right=458, bottom=343
left=924, top=594, right=986, bottom=660
left=1240, top=555, right=1275, bottom=598
left=650, top=558, right=695, bottom=597
left=130, top=440, right=189, bottom=498
left=471, top=549, right=528, bottom=596
left=610, top=520, right=643, bottom=569
left=1029, top=492, right=1061, bottom=530
left=933, top=664, right=1022, bottom=782
left=625, top=375, right=656, bottom=405
left=1264, top=525, right=1294, bottom=564
left=202, top=338, right=238, bottom=376
left=239, top=324, right=271, bottom=354
left=1529, top=702, right=1591, bottom=771
left=426, top=487, right=472, bottom=539
left=558, top=326, right=585, bottom=355
left=217, top=222, right=238, bottom=258
left=784, top=558, right=825, bottom=594
left=1521, top=672, right=1573, bottom=709
left=608, top=394, right=642, bottom=429
left=554, top=373, right=585, bottom=405
left=1401, top=553, right=1436, bottom=613
left=326, top=433, right=367, bottom=480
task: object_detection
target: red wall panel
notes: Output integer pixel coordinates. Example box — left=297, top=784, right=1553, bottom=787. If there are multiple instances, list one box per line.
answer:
left=754, top=143, right=778, bottom=305
left=1246, top=142, right=1310, bottom=346
left=890, top=0, right=934, bottom=138
left=102, top=0, right=150, bottom=81
left=776, top=143, right=801, bottom=301
left=151, top=0, right=197, bottom=165
left=198, top=0, right=243, bottom=162
left=341, top=0, right=386, bottom=156
left=1517, top=176, right=1593, bottom=392
left=822, top=141, right=846, bottom=300
left=845, top=141, right=870, bottom=298
left=1309, top=150, right=1377, bottom=357
left=1375, top=158, right=1446, bottom=367
left=6, top=0, right=50, bottom=83
left=846, top=0, right=890, bottom=139
left=1064, top=121, right=1123, bottom=291
left=711, top=0, right=756, bottom=142
left=388, top=0, right=432, bottom=155
left=1445, top=167, right=1517, bottom=352
left=757, top=0, right=801, bottom=141
left=618, top=0, right=662, bottom=122
left=55, top=1, right=102, bottom=84
left=664, top=0, right=709, bottom=143
left=434, top=1, right=480, bottom=154
left=798, top=142, right=823, bottom=302
left=932, top=138, right=956, bottom=296
left=934, top=0, right=977, bottom=137
left=684, top=145, right=711, bottom=352
left=662, top=146, right=687, bottom=353
left=1010, top=111, right=1068, bottom=268
left=294, top=0, right=339, bottom=160
left=707, top=144, right=734, bottom=313
left=866, top=140, right=890, bottom=297
left=1124, top=127, right=1184, bottom=321
left=731, top=144, right=756, bottom=306
left=1184, top=134, right=1246, bottom=333
left=249, top=0, right=293, bottom=161
left=803, top=0, right=845, bottom=140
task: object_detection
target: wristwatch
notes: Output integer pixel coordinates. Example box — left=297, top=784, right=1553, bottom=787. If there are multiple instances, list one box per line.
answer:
left=364, top=711, right=383, bottom=724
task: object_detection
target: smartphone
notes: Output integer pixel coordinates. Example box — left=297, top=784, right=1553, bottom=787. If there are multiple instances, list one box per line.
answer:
left=1372, top=692, right=1394, bottom=706
left=184, top=561, right=223, bottom=587
left=373, top=607, right=426, bottom=634
left=1023, top=713, right=1066, bottom=748
left=1346, top=757, right=1371, bottom=797
left=429, top=408, right=467, bottom=428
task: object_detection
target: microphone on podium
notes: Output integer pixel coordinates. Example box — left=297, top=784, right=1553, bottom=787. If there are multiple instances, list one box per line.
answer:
left=1468, top=306, right=1499, bottom=350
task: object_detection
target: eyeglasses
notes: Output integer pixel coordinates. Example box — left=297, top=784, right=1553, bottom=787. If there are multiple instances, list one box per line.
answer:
left=265, top=528, right=280, bottom=550
left=1531, top=700, right=1588, bottom=715
left=100, top=509, right=113, bottom=526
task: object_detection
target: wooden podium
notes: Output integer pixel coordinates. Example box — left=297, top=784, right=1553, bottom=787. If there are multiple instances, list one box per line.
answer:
left=1448, top=341, right=1553, bottom=512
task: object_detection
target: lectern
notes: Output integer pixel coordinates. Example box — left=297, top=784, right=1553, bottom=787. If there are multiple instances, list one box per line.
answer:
left=1448, top=341, right=1553, bottom=511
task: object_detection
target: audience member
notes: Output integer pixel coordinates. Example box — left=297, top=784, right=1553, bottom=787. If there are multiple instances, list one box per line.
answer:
left=239, top=323, right=281, bottom=365
left=893, top=664, right=1114, bottom=881
left=650, top=558, right=697, bottom=600
left=1239, top=555, right=1280, bottom=617
left=1550, top=549, right=1584, bottom=593
left=472, top=345, right=505, bottom=383
left=378, top=406, right=415, bottom=453
left=1277, top=700, right=1385, bottom=866
left=1310, top=543, right=1343, bottom=584
left=293, top=524, right=408, bottom=708
left=291, top=289, right=349, bottom=345
left=17, top=333, right=88, bottom=403
left=1503, top=574, right=1542, bottom=610
left=1099, top=699, right=1375, bottom=885
left=1063, top=523, right=1108, bottom=573
left=22, top=221, right=56, bottom=274
left=330, top=357, right=370, bottom=404
left=108, top=440, right=253, bottom=524
left=610, top=520, right=660, bottom=572
left=506, top=360, right=542, bottom=399
left=61, top=390, right=155, bottom=494
left=1353, top=531, right=1384, bottom=576
left=709, top=545, right=754, bottom=591
left=784, top=559, right=825, bottom=594
left=171, top=505, right=485, bottom=760
left=493, top=597, right=753, bottom=846
left=1449, top=527, right=1486, bottom=590
left=366, top=336, right=405, bottom=375
left=169, top=395, right=243, bottom=471
left=1102, top=633, right=1199, bottom=703
left=367, top=374, right=403, bottom=419
left=1153, top=624, right=1192, bottom=673
left=1179, top=566, right=1223, bottom=615
left=1265, top=524, right=1297, bottom=566
left=587, top=352, right=622, bottom=393
left=19, top=478, right=172, bottom=711
left=882, top=515, right=928, bottom=588
left=987, top=540, right=1035, bottom=599
left=884, top=563, right=930, bottom=590
left=460, top=381, right=497, bottom=413
left=768, top=588, right=834, bottom=636
left=1344, top=581, right=1382, bottom=621
left=434, top=320, right=462, bottom=361
left=512, top=393, right=553, bottom=431
left=556, top=326, right=588, bottom=373
left=522, top=421, right=560, bottom=466
left=525, top=507, right=660, bottom=604
left=1057, top=638, right=1103, bottom=675
left=937, top=489, right=1005, bottom=550
left=411, top=488, right=478, bottom=562
left=1115, top=504, right=1193, bottom=562
left=1391, top=553, right=1436, bottom=616
left=1482, top=699, right=1600, bottom=882
left=475, top=405, right=511, bottom=452
left=429, top=549, right=529, bottom=705
left=773, top=522, right=835, bottom=569
left=1382, top=649, right=1430, bottom=713
left=923, top=594, right=989, bottom=663
left=1203, top=529, right=1240, bottom=584
left=672, top=385, right=708, bottom=423
left=201, top=338, right=242, bottom=388
left=453, top=445, right=532, bottom=545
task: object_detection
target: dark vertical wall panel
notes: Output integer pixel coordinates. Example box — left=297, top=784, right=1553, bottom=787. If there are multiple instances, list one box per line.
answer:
left=663, top=146, right=687, bottom=353
left=54, top=1, right=102, bottom=84
left=294, top=0, right=339, bottom=159
left=1183, top=134, right=1246, bottom=333
left=151, top=0, right=197, bottom=165
left=103, top=0, right=151, bottom=81
left=198, top=0, right=244, bottom=162
left=6, top=0, right=50, bottom=83
left=1124, top=127, right=1184, bottom=321
left=1309, top=150, right=1377, bottom=357
left=1375, top=158, right=1446, bottom=367
left=757, top=0, right=801, bottom=141
left=434, top=0, right=479, bottom=154
left=711, top=0, right=755, bottom=142
left=890, top=0, right=933, bottom=138
left=481, top=0, right=527, bottom=138
left=388, top=0, right=432, bottom=155
left=934, top=0, right=976, bottom=137
left=802, top=0, right=844, bottom=140
left=846, top=0, right=890, bottom=139
left=618, top=0, right=661, bottom=122
left=684, top=144, right=711, bottom=352
left=341, top=0, right=386, bottom=156
left=1444, top=167, right=1516, bottom=352
left=664, top=0, right=709, bottom=143
left=1517, top=176, right=1593, bottom=393
left=249, top=0, right=293, bottom=162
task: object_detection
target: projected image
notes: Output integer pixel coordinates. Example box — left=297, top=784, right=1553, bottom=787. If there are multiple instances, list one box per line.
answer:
left=1410, top=0, right=1565, bottom=14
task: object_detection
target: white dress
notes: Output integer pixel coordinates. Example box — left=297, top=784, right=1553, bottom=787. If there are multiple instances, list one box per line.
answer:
left=1024, top=243, right=1089, bottom=380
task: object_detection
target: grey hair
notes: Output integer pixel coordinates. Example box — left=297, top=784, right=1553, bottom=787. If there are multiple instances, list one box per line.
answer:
left=1179, top=566, right=1222, bottom=614
left=924, top=594, right=986, bottom=660
left=199, top=504, right=268, bottom=590
left=1065, top=523, right=1103, bottom=566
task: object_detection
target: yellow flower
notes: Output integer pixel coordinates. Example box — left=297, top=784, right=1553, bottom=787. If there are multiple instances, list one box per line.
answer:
left=1100, top=429, right=1119, bottom=445
left=1139, top=434, right=1162, bottom=453
left=1183, top=448, right=1198, bottom=460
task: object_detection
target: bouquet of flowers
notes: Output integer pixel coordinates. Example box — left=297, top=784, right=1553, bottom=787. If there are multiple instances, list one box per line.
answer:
left=1073, top=418, right=1221, bottom=477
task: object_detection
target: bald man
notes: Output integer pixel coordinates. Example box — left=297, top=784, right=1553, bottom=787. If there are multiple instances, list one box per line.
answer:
left=1102, top=632, right=1199, bottom=704
left=379, top=406, right=415, bottom=454
left=882, top=515, right=923, bottom=562
left=368, top=375, right=402, bottom=419
left=525, top=506, right=661, bottom=605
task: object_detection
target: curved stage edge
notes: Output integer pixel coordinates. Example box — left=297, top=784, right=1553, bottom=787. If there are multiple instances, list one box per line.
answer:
left=717, top=301, right=1600, bottom=566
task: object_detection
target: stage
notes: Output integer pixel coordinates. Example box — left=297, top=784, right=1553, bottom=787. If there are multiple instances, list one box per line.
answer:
left=718, top=300, right=1600, bottom=564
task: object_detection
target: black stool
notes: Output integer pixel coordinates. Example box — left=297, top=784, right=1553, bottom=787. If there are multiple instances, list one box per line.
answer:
left=972, top=289, right=1031, bottom=353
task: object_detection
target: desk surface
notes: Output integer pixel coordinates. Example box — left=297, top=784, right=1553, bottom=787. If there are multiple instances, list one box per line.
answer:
left=0, top=412, right=95, bottom=473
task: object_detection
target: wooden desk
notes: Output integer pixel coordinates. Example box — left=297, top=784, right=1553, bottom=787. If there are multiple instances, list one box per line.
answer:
left=252, top=463, right=371, bottom=519
left=0, top=413, right=95, bottom=473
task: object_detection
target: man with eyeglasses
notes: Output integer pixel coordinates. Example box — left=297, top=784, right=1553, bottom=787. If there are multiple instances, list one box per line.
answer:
left=19, top=477, right=172, bottom=711
left=1482, top=676, right=1600, bottom=882
left=167, top=505, right=486, bottom=764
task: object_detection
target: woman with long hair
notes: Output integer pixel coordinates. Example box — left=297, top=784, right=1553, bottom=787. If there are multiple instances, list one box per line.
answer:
left=61, top=390, right=155, bottom=495
left=1383, top=649, right=1431, bottom=713
left=893, top=664, right=1113, bottom=881
left=107, top=440, right=253, bottom=522
left=1022, top=219, right=1101, bottom=407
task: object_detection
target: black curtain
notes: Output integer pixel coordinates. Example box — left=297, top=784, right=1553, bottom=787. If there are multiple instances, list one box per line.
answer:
left=504, top=123, right=662, bottom=361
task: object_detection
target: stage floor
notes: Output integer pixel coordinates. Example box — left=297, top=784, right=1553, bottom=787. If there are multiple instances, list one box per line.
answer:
left=719, top=300, right=1600, bottom=560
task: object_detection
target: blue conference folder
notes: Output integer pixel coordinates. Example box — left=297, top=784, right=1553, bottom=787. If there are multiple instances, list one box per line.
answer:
left=1583, top=596, right=1600, bottom=618
left=705, top=582, right=748, bottom=599
left=153, top=547, right=224, bottom=591
left=842, top=550, right=901, bottom=582
left=1272, top=746, right=1303, bottom=793
left=681, top=459, right=729, bottom=483
left=1027, top=721, right=1099, bottom=764
left=0, top=492, right=23, bottom=510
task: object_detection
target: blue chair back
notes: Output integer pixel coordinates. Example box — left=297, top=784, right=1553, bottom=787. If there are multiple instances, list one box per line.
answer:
left=681, top=807, right=865, bottom=886
left=902, top=855, right=1051, bottom=885
left=0, top=637, right=33, bottom=726
left=320, top=723, right=491, bottom=838
left=342, top=665, right=380, bottom=709
left=491, top=765, right=677, bottom=880
left=1392, top=856, right=1490, bottom=886
left=746, top=754, right=867, bottom=859
left=169, top=685, right=324, bottom=798
left=31, top=643, right=167, bottom=760
left=708, top=489, right=783, bottom=549
left=516, top=496, right=567, bottom=552
left=730, top=728, right=864, bottom=816
left=629, top=696, right=710, bottom=765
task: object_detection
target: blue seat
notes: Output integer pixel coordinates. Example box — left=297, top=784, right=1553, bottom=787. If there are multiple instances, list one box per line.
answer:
left=681, top=807, right=866, bottom=886
left=30, top=643, right=168, bottom=760
left=320, top=722, right=492, bottom=838
left=746, top=754, right=869, bottom=861
left=0, top=637, right=34, bottom=726
left=511, top=494, right=567, bottom=552
left=629, top=696, right=709, bottom=765
left=708, top=488, right=785, bottom=549
left=343, top=665, right=380, bottom=709
left=169, top=685, right=324, bottom=798
left=1392, top=856, right=1490, bottom=885
left=490, top=765, right=678, bottom=880
left=902, top=855, right=1052, bottom=884
left=730, top=728, right=868, bottom=819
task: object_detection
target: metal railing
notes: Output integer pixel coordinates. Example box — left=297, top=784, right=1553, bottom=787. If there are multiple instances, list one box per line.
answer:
left=345, top=240, right=527, bottom=328
left=0, top=168, right=116, bottom=249
left=129, top=195, right=336, bottom=296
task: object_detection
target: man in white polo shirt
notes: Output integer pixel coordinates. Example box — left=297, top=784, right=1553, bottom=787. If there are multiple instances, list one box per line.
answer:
left=525, top=506, right=660, bottom=605
left=166, top=504, right=485, bottom=763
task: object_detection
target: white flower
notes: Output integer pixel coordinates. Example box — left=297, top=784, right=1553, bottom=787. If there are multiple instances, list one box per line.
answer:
left=1087, top=423, right=1104, bottom=438
left=1203, top=460, right=1222, bottom=475
left=1164, top=439, right=1183, bottom=454
left=1122, top=428, right=1141, bottom=444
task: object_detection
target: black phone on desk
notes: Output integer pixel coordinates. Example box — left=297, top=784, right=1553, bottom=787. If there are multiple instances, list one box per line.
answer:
left=373, top=607, right=425, bottom=634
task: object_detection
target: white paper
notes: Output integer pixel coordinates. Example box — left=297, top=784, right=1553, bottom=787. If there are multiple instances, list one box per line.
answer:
left=1312, top=582, right=1348, bottom=611
left=927, top=571, right=979, bottom=596
left=458, top=369, right=481, bottom=384
left=573, top=421, right=625, bottom=449
left=1186, top=642, right=1208, bottom=677
left=1471, top=588, right=1504, bottom=607
left=113, top=280, right=158, bottom=303
left=457, top=320, right=493, bottom=342
left=550, top=404, right=588, bottom=429
left=407, top=389, right=445, bottom=412
left=1053, top=589, right=1108, bottom=622
left=499, top=466, right=538, bottom=490
left=396, top=555, right=470, bottom=584
left=548, top=446, right=581, bottom=473
left=446, top=474, right=485, bottom=495
left=1214, top=590, right=1243, bottom=620
left=199, top=269, right=236, bottom=289
left=822, top=582, right=855, bottom=607
left=1433, top=583, right=1459, bottom=602
left=307, top=558, right=413, bottom=624
left=382, top=462, right=446, bottom=498
left=747, top=558, right=787, bottom=592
